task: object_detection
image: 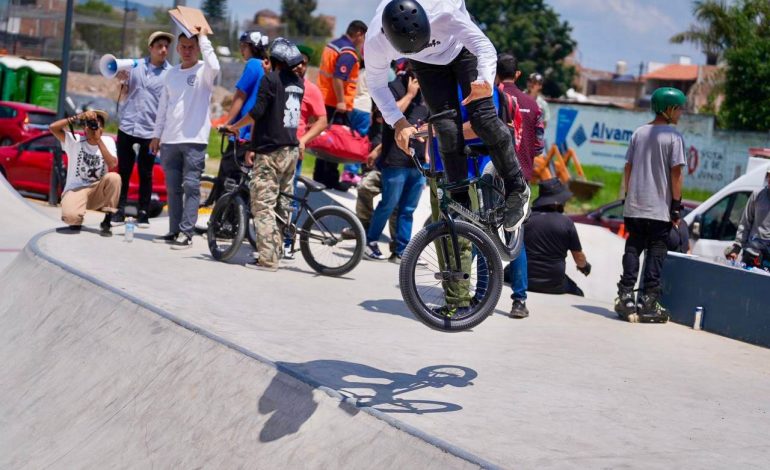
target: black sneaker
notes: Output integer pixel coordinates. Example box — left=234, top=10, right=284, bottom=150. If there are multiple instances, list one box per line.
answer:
left=153, top=232, right=179, bottom=244
left=365, top=241, right=387, bottom=261
left=136, top=211, right=150, bottom=228
left=245, top=258, right=279, bottom=272
left=509, top=299, right=529, bottom=319
left=99, top=213, right=113, bottom=238
left=170, top=233, right=193, bottom=250
left=112, top=210, right=125, bottom=226
left=67, top=225, right=82, bottom=232
left=503, top=184, right=531, bottom=232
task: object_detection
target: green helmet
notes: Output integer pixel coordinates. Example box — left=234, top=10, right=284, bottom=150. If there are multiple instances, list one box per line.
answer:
left=651, top=87, right=686, bottom=114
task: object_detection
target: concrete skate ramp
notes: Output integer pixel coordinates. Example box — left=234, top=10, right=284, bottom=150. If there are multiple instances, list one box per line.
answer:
left=0, top=247, right=484, bottom=469
left=0, top=174, right=55, bottom=272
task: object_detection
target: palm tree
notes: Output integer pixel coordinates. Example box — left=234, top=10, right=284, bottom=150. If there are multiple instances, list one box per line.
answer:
left=670, top=0, right=733, bottom=65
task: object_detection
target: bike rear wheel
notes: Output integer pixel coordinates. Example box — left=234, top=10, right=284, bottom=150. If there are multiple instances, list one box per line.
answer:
left=399, top=221, right=503, bottom=331
left=207, top=194, right=247, bottom=262
left=299, top=206, right=364, bottom=276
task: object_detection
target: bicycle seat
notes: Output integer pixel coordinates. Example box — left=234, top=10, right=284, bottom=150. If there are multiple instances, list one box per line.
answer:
left=299, top=175, right=326, bottom=192
left=465, top=144, right=490, bottom=158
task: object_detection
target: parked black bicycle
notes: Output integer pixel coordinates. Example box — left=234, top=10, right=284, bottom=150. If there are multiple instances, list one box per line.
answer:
left=206, top=132, right=366, bottom=276
left=399, top=109, right=524, bottom=331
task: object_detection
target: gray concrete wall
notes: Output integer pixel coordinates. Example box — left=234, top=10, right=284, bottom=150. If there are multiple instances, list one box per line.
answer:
left=661, top=253, right=770, bottom=348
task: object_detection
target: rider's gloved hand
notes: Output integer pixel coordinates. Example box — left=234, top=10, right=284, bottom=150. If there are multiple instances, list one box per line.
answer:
left=577, top=262, right=591, bottom=276
left=670, top=198, right=683, bottom=221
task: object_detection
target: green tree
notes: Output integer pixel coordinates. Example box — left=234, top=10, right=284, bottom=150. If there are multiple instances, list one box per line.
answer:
left=74, top=0, right=122, bottom=54
left=281, top=0, right=332, bottom=38
left=465, top=0, right=576, bottom=97
left=670, top=1, right=734, bottom=66
left=720, top=0, right=770, bottom=130
left=202, top=0, right=227, bottom=27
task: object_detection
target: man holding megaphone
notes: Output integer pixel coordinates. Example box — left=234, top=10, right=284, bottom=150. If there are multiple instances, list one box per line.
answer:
left=111, top=31, right=174, bottom=227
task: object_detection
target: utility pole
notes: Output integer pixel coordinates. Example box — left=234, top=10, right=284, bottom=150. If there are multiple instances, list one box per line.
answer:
left=121, top=0, right=128, bottom=57
left=57, top=0, right=74, bottom=119
left=169, top=0, right=186, bottom=65
left=50, top=0, right=74, bottom=204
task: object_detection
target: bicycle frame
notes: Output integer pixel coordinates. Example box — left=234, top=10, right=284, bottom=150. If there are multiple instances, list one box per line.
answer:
left=409, top=110, right=507, bottom=276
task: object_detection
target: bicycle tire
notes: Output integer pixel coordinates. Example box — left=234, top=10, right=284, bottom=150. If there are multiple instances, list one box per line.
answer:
left=299, top=205, right=364, bottom=276
left=247, top=218, right=257, bottom=250
left=399, top=221, right=503, bottom=331
left=207, top=194, right=247, bottom=262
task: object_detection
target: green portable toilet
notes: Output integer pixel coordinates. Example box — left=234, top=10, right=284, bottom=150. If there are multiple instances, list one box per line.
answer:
left=0, top=56, right=29, bottom=102
left=25, top=60, right=61, bottom=110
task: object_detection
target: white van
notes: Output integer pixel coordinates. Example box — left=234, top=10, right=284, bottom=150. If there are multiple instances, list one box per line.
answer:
left=685, top=149, right=770, bottom=260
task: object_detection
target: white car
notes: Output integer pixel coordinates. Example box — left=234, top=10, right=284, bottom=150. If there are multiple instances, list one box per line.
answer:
left=685, top=151, right=770, bottom=260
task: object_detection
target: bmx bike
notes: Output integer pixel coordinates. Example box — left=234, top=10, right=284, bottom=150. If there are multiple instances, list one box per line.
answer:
left=206, top=132, right=366, bottom=276
left=399, top=109, right=524, bottom=331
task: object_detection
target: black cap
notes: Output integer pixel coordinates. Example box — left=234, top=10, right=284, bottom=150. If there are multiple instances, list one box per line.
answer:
left=532, top=178, right=573, bottom=209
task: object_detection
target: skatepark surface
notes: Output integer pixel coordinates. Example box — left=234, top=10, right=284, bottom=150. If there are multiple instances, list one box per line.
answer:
left=2, top=175, right=770, bottom=469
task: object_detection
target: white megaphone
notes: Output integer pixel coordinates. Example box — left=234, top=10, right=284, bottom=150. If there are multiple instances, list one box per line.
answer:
left=99, top=54, right=140, bottom=78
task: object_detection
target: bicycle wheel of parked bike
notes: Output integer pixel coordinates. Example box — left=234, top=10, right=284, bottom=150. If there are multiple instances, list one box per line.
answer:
left=207, top=194, right=247, bottom=262
left=399, top=220, right=503, bottom=331
left=299, top=206, right=365, bottom=276
left=246, top=218, right=257, bottom=250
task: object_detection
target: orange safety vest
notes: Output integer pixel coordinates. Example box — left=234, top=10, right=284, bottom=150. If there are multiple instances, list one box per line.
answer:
left=318, top=38, right=360, bottom=111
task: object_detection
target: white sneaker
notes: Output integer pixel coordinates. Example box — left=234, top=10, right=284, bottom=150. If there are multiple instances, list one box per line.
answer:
left=365, top=242, right=387, bottom=261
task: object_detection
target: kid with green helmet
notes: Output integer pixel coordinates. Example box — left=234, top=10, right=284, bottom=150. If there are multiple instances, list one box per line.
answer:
left=614, top=87, right=687, bottom=323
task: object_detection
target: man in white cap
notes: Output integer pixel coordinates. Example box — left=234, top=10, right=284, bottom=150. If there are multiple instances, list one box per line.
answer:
left=113, top=31, right=174, bottom=227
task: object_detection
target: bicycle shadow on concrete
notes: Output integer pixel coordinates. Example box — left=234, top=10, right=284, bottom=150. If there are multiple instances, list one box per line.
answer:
left=573, top=304, right=618, bottom=320
left=258, top=360, right=477, bottom=443
left=360, top=298, right=508, bottom=321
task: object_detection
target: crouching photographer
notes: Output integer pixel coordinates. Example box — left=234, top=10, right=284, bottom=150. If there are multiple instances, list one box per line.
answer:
left=49, top=110, right=120, bottom=237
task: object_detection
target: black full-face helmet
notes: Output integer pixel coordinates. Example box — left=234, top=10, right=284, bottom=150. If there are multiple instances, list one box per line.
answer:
left=381, top=0, right=431, bottom=54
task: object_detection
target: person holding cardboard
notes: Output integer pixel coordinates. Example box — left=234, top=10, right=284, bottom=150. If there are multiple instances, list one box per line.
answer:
left=150, top=20, right=220, bottom=250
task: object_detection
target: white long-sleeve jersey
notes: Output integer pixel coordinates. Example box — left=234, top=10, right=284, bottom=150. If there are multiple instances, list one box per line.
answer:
left=365, top=0, right=497, bottom=126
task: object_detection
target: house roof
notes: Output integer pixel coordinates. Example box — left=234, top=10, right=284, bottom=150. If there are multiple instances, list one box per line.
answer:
left=644, top=64, right=699, bottom=81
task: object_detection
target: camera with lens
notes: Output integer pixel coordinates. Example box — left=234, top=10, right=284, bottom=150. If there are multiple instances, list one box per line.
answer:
left=84, top=119, right=100, bottom=130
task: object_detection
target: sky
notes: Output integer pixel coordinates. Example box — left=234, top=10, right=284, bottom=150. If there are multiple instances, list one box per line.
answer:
left=177, top=0, right=706, bottom=72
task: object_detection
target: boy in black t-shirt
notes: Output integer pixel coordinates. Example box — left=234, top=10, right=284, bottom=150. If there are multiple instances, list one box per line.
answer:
left=227, top=38, right=305, bottom=271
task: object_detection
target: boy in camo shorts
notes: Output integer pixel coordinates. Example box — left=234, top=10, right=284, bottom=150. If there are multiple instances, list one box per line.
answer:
left=229, top=38, right=305, bottom=271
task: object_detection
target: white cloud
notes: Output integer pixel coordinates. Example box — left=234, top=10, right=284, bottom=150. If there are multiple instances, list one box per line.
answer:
left=550, top=0, right=678, bottom=34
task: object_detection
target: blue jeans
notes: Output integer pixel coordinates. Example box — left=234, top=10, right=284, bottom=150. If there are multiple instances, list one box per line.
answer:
left=366, top=167, right=425, bottom=255
left=161, top=143, right=206, bottom=236
left=507, top=241, right=528, bottom=301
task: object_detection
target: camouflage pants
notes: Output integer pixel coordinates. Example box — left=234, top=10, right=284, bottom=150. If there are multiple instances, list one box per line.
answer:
left=250, top=147, right=298, bottom=268
left=356, top=170, right=397, bottom=253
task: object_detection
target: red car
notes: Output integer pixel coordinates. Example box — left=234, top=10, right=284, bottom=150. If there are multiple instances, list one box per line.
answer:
left=0, top=132, right=167, bottom=217
left=0, top=101, right=57, bottom=147
left=569, top=199, right=699, bottom=235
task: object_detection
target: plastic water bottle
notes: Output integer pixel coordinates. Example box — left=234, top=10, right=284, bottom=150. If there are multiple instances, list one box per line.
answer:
left=125, top=217, right=135, bottom=243
left=693, top=306, right=704, bottom=330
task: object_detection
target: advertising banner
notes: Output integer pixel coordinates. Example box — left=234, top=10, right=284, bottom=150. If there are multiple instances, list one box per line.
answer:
left=545, top=104, right=769, bottom=192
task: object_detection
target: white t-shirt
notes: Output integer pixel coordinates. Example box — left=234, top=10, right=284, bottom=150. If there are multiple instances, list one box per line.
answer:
left=365, top=0, right=497, bottom=126
left=153, top=35, right=220, bottom=145
left=61, top=132, right=117, bottom=194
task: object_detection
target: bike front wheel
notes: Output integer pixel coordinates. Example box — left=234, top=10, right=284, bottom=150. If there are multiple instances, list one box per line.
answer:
left=207, top=194, right=247, bottom=262
left=299, top=206, right=365, bottom=276
left=399, top=221, right=503, bottom=331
